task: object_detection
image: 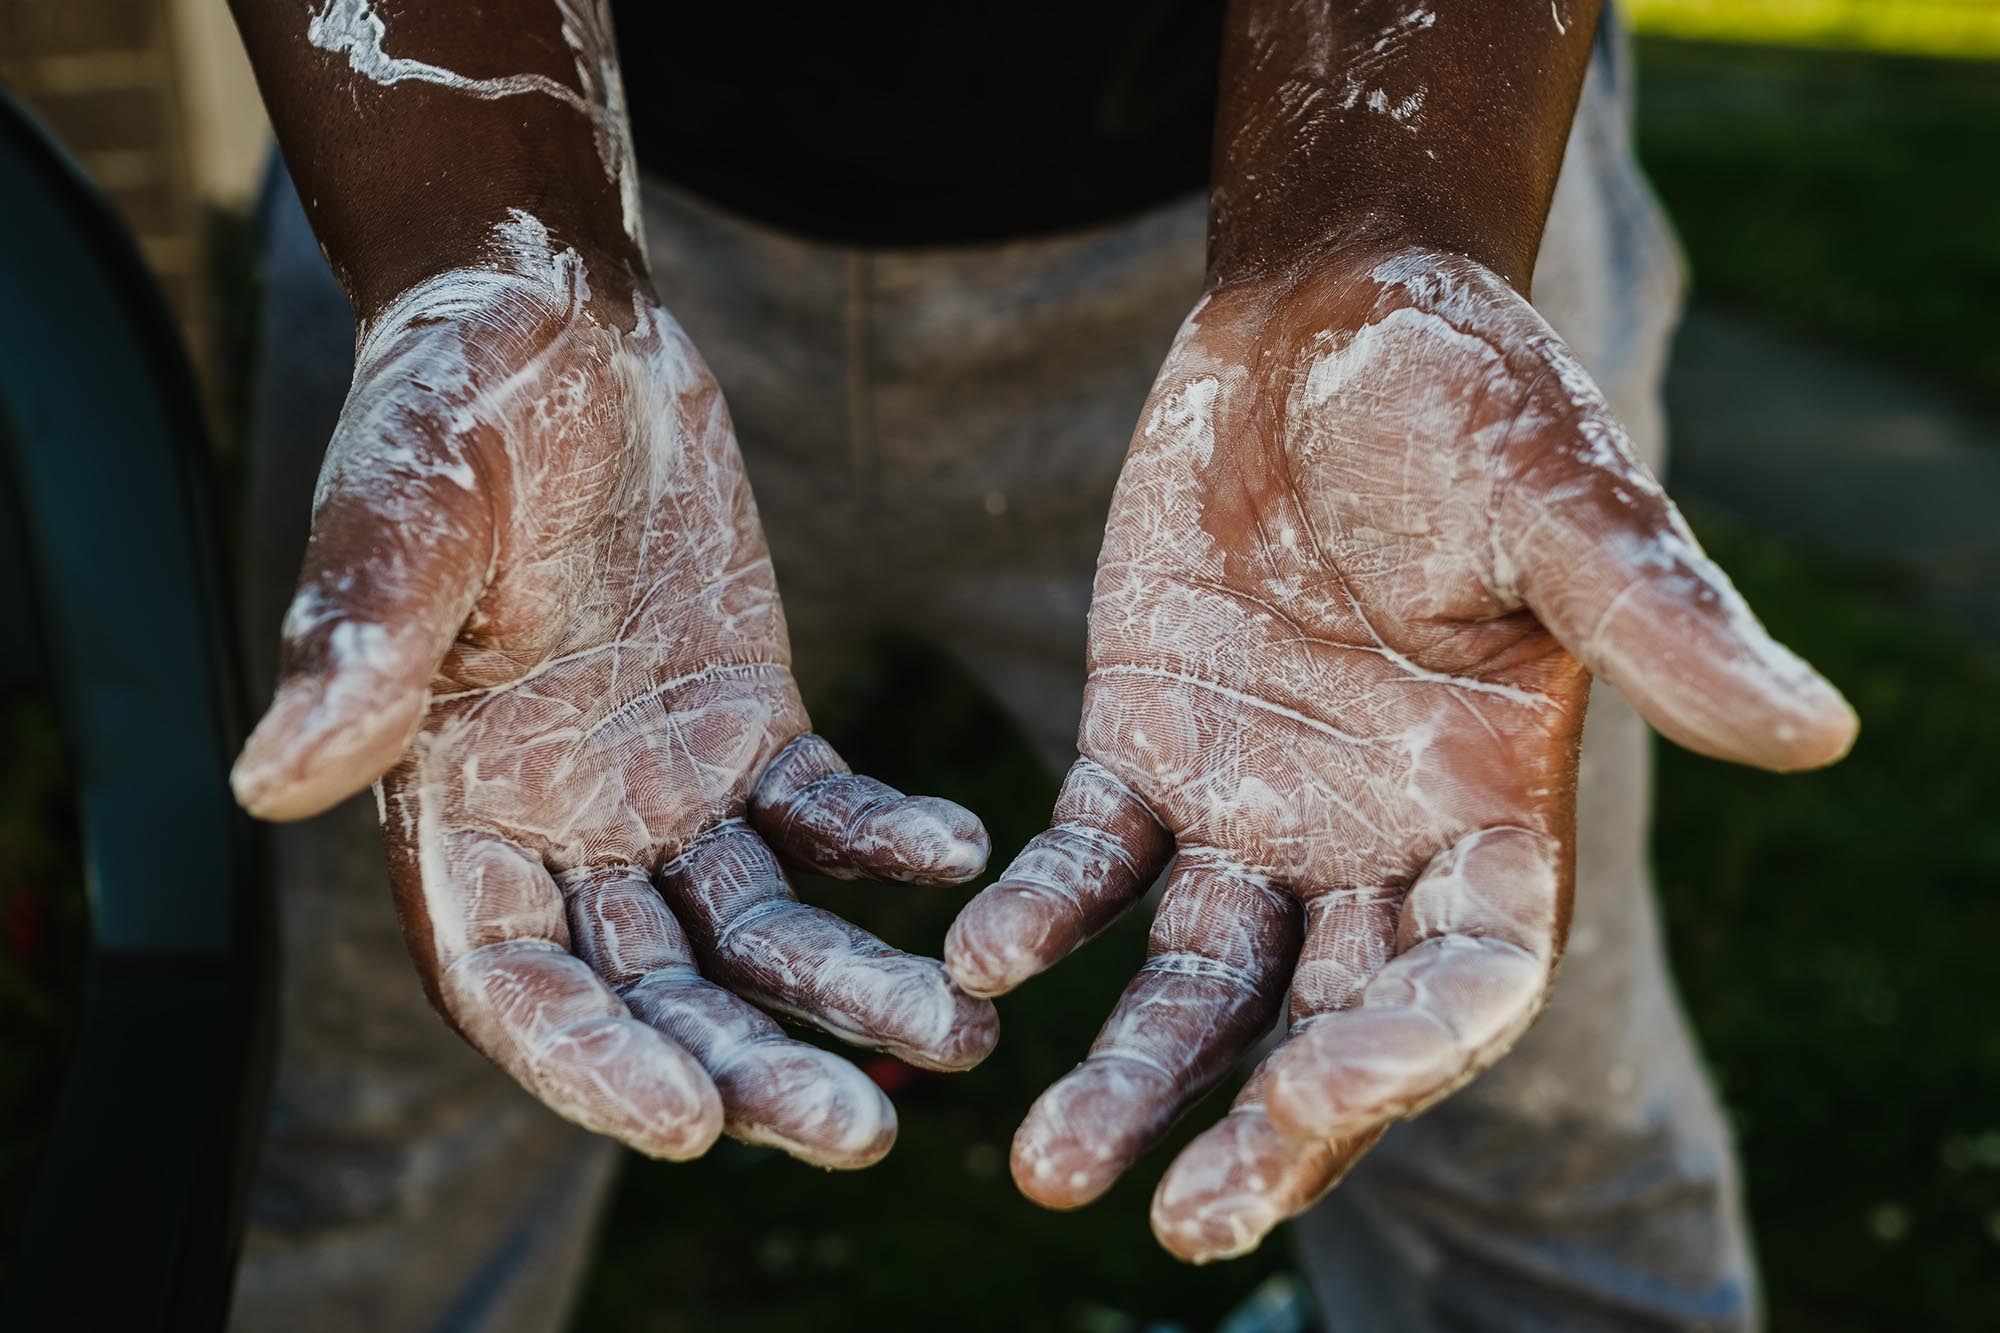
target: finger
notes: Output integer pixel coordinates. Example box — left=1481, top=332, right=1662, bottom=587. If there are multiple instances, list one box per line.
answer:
left=232, top=401, right=494, bottom=820
left=660, top=821, right=1000, bottom=1071
left=946, top=759, right=1173, bottom=997
left=1149, top=1058, right=1382, bottom=1265
left=1010, top=850, right=1300, bottom=1210
left=563, top=864, right=896, bottom=1168
left=419, top=834, right=722, bottom=1160
left=1265, top=826, right=1564, bottom=1143
left=1498, top=362, right=1855, bottom=771
left=748, top=733, right=990, bottom=885
left=1145, top=882, right=1401, bottom=1261
left=1287, top=883, right=1404, bottom=1023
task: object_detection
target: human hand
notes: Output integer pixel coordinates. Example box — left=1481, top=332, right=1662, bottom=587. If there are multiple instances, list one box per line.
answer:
left=233, top=215, right=997, bottom=1167
left=946, top=245, right=1855, bottom=1259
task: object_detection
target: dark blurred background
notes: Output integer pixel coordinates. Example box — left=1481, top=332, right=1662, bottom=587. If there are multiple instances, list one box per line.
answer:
left=2, top=2, right=1997, bottom=1329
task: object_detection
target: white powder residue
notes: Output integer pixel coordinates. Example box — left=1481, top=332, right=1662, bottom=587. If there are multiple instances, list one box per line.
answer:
left=307, top=0, right=643, bottom=249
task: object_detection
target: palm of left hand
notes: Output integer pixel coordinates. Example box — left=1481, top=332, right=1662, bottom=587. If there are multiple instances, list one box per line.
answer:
left=947, top=247, right=1855, bottom=1261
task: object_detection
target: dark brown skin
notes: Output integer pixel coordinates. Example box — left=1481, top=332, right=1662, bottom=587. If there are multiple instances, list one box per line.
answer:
left=228, top=0, right=1000, bottom=1169
left=1208, top=0, right=1602, bottom=291
left=231, top=0, right=643, bottom=321
left=946, top=0, right=1855, bottom=1263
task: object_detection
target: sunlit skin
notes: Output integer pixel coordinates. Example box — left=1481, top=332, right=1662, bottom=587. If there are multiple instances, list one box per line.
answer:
left=227, top=0, right=1856, bottom=1261
left=946, top=243, right=1854, bottom=1260
left=942, top=0, right=1854, bottom=1264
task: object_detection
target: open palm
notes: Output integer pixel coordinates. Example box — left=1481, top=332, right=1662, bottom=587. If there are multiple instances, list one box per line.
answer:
left=235, top=216, right=997, bottom=1168
left=948, top=245, right=1854, bottom=1260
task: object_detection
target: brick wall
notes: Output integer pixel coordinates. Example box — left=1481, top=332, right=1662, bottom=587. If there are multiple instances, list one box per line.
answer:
left=1, top=0, right=217, bottom=388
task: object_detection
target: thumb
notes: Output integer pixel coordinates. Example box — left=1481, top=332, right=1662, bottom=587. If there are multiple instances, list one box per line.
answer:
left=233, top=415, right=494, bottom=821
left=1497, top=365, right=1856, bottom=773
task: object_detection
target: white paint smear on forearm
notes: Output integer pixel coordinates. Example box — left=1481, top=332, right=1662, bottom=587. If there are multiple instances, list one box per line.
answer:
left=307, top=0, right=644, bottom=249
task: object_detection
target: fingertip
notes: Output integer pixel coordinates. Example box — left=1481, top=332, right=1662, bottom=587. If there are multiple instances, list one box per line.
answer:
left=865, top=960, right=1001, bottom=1072
left=945, top=888, right=1056, bottom=998
left=932, top=991, right=1002, bottom=1071
left=816, top=1074, right=899, bottom=1170
left=228, top=753, right=293, bottom=822
left=230, top=684, right=314, bottom=818
left=858, top=796, right=991, bottom=885
left=1148, top=1121, right=1287, bottom=1265
left=636, top=1073, right=726, bottom=1163
left=231, top=675, right=425, bottom=821
left=722, top=1046, right=899, bottom=1170
left=1009, top=1056, right=1176, bottom=1211
left=1638, top=640, right=1860, bottom=774
left=748, top=739, right=994, bottom=885
left=944, top=806, right=1170, bottom=996
left=1010, top=1125, right=1085, bottom=1211
left=1149, top=1107, right=1367, bottom=1265
left=546, top=1017, right=725, bottom=1163
left=1009, top=1134, right=1105, bottom=1213
left=1545, top=533, right=1861, bottom=776
left=1149, top=1191, right=1275, bottom=1266
left=1753, top=673, right=1859, bottom=773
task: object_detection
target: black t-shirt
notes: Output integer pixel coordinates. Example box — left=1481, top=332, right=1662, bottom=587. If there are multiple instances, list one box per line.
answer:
left=612, top=2, right=1224, bottom=245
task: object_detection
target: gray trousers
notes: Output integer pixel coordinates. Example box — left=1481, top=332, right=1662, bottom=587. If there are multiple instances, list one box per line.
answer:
left=228, top=34, right=1754, bottom=1333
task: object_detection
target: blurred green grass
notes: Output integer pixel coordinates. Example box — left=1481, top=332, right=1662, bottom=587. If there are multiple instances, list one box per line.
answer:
left=1630, top=0, right=2000, bottom=62
left=1635, top=38, right=2000, bottom=411
left=1654, top=508, right=2000, bottom=1330
left=1631, top=47, right=2000, bottom=1320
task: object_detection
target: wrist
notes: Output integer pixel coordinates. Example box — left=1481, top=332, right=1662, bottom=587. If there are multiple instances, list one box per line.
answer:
left=1205, top=1, right=1603, bottom=297
left=1206, top=198, right=1533, bottom=297
left=352, top=207, right=649, bottom=334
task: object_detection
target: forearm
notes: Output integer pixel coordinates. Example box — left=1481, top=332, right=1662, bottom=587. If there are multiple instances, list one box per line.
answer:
left=230, top=0, right=644, bottom=321
left=1208, top=0, right=1604, bottom=290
